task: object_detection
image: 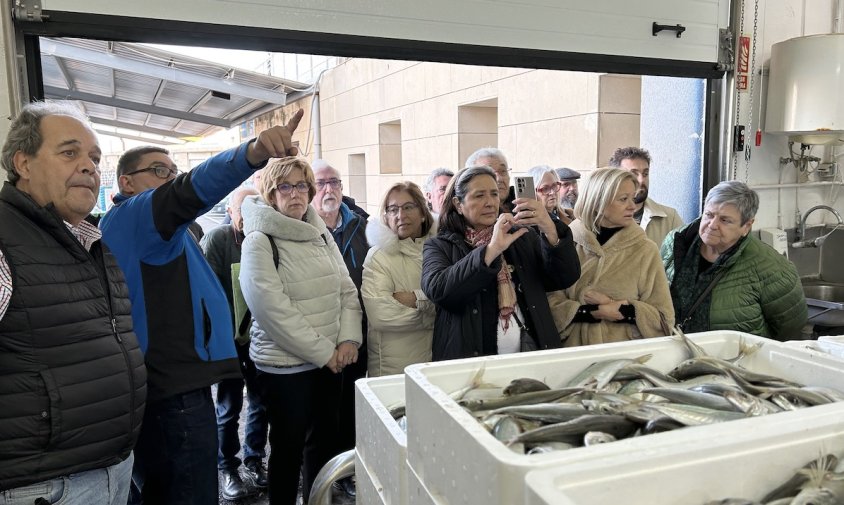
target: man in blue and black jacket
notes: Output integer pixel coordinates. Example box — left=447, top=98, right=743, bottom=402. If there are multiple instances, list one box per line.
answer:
left=100, top=109, right=303, bottom=505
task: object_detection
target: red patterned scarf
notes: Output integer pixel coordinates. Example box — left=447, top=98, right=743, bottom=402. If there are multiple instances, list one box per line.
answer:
left=465, top=225, right=518, bottom=329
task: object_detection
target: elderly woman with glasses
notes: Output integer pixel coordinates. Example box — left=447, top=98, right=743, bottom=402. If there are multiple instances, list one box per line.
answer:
left=662, top=180, right=807, bottom=339
left=422, top=165, right=580, bottom=361
left=239, top=157, right=362, bottom=505
left=362, top=181, right=438, bottom=376
left=548, top=168, right=674, bottom=346
left=529, top=165, right=574, bottom=225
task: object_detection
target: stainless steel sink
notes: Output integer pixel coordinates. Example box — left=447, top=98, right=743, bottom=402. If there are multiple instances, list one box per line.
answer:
left=804, top=284, right=844, bottom=310
left=803, top=281, right=844, bottom=327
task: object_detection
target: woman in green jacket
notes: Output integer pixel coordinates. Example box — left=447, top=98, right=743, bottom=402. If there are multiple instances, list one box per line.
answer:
left=661, top=181, right=807, bottom=340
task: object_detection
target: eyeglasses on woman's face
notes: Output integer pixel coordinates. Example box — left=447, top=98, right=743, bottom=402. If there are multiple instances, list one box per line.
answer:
left=385, top=202, right=420, bottom=216
left=275, top=182, right=311, bottom=195
left=536, top=181, right=562, bottom=195
left=125, top=164, right=178, bottom=179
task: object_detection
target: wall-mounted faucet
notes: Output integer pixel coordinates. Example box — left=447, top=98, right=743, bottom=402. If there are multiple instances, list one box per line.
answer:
left=792, top=205, right=844, bottom=248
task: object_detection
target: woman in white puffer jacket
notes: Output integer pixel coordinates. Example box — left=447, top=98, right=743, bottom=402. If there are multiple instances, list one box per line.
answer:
left=239, top=157, right=362, bottom=505
left=362, top=181, right=437, bottom=377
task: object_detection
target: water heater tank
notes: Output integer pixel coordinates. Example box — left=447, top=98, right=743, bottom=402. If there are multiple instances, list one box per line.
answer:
left=766, top=33, right=844, bottom=145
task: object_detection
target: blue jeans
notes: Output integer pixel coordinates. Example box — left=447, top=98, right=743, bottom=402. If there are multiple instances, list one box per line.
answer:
left=0, top=454, right=132, bottom=505
left=129, top=387, right=217, bottom=505
left=216, top=342, right=268, bottom=471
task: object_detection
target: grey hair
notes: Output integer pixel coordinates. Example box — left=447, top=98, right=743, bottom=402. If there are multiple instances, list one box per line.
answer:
left=311, top=158, right=333, bottom=172
left=704, top=180, right=759, bottom=224
left=608, top=146, right=651, bottom=168
left=528, top=164, right=560, bottom=187
left=424, top=167, right=454, bottom=193
left=2, top=101, right=91, bottom=184
left=465, top=147, right=507, bottom=168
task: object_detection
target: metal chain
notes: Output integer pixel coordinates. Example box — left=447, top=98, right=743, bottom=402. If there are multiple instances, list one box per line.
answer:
left=731, top=0, right=746, bottom=179
left=743, top=0, right=760, bottom=183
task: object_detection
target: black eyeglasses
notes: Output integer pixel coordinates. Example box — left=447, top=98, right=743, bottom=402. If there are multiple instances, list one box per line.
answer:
left=125, top=164, right=178, bottom=179
left=385, top=202, right=420, bottom=216
left=275, top=182, right=311, bottom=195
left=315, top=179, right=342, bottom=190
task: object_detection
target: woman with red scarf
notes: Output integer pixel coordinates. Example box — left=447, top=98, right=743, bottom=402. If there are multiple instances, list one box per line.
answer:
left=421, top=165, right=580, bottom=361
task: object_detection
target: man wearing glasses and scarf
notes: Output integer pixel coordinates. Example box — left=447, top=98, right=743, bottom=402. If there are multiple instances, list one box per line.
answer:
left=100, top=109, right=303, bottom=505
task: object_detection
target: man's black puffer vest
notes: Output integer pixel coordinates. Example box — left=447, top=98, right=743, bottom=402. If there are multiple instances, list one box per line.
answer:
left=0, top=183, right=146, bottom=490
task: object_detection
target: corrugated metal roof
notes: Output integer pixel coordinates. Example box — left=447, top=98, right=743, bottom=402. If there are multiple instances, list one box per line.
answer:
left=40, top=37, right=309, bottom=141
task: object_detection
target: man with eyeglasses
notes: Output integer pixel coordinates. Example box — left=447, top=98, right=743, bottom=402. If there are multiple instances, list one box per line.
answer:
left=554, top=167, right=581, bottom=210
left=100, top=109, right=304, bottom=505
left=423, top=167, right=454, bottom=215
left=465, top=147, right=515, bottom=213
left=310, top=158, right=369, bottom=498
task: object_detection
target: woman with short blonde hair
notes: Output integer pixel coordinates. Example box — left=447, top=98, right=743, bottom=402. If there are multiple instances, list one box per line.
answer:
left=239, top=156, right=362, bottom=504
left=549, top=167, right=674, bottom=346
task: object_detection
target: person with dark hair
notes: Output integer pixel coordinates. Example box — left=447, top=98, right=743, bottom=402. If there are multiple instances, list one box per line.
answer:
left=422, top=165, right=579, bottom=360
left=362, top=181, right=438, bottom=376
left=239, top=157, right=362, bottom=505
left=100, top=109, right=304, bottom=505
left=662, top=181, right=806, bottom=339
left=465, top=147, right=515, bottom=213
left=548, top=168, right=674, bottom=346
left=0, top=101, right=145, bottom=504
left=609, top=146, right=683, bottom=246
left=200, top=187, right=268, bottom=500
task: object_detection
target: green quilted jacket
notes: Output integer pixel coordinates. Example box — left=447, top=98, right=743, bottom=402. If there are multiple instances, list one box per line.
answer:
left=661, top=219, right=807, bottom=340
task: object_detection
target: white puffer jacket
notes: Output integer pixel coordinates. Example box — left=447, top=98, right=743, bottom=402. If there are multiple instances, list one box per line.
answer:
left=362, top=219, right=436, bottom=377
left=239, top=195, right=362, bottom=369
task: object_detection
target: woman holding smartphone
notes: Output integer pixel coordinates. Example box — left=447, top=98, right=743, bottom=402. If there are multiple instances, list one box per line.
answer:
left=421, top=165, right=580, bottom=360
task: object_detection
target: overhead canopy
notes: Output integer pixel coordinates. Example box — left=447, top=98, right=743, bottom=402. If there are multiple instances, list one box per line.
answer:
left=39, top=37, right=309, bottom=140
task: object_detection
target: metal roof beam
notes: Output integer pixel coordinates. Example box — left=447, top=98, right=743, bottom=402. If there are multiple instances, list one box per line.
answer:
left=44, top=85, right=232, bottom=127
left=94, top=128, right=184, bottom=146
left=53, top=56, right=74, bottom=90
left=90, top=117, right=203, bottom=139
left=41, top=38, right=287, bottom=105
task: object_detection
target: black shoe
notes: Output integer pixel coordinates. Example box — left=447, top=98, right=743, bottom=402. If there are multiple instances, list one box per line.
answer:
left=244, top=460, right=269, bottom=489
left=221, top=470, right=250, bottom=501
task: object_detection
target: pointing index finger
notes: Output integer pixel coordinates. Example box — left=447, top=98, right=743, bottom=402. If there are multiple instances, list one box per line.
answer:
left=286, top=108, right=304, bottom=135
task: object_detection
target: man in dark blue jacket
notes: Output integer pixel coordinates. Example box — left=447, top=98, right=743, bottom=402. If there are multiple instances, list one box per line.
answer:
left=101, top=109, right=303, bottom=505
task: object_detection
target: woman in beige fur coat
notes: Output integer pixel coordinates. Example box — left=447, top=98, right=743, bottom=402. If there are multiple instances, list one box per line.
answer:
left=548, top=168, right=674, bottom=346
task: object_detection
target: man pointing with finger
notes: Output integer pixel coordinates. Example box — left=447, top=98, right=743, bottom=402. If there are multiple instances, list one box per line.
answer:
left=101, top=109, right=304, bottom=505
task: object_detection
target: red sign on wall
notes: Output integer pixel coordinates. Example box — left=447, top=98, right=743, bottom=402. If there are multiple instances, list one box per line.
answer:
left=737, top=35, right=750, bottom=90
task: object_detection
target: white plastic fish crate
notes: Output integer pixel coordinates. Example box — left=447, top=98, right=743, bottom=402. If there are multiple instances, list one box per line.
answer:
left=355, top=375, right=407, bottom=505
left=818, top=335, right=844, bottom=358
left=404, top=331, right=844, bottom=505
left=524, top=403, right=844, bottom=505
left=407, top=460, right=445, bottom=505
left=356, top=451, right=387, bottom=505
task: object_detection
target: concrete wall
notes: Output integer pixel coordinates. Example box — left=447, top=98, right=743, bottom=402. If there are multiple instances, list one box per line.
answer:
left=735, top=0, right=841, bottom=231
left=257, top=59, right=642, bottom=215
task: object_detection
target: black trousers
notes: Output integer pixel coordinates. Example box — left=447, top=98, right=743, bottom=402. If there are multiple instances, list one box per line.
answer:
left=257, top=367, right=341, bottom=505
